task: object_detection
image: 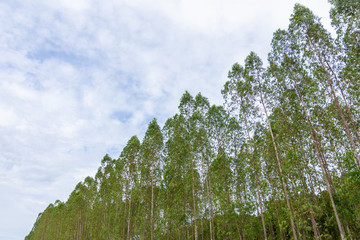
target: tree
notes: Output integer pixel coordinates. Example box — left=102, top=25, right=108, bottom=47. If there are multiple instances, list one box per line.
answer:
left=222, top=63, right=268, bottom=239
left=117, top=136, right=140, bottom=240
left=139, top=119, right=163, bottom=240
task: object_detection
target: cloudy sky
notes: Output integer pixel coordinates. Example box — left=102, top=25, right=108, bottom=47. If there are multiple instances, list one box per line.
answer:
left=0, top=0, right=334, bottom=239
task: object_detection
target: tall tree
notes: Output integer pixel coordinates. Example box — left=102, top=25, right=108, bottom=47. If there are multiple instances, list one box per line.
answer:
left=268, top=27, right=346, bottom=239
left=117, top=136, right=140, bottom=240
left=139, top=119, right=163, bottom=240
left=222, top=63, right=268, bottom=239
left=289, top=4, right=360, bottom=167
left=245, top=51, right=298, bottom=239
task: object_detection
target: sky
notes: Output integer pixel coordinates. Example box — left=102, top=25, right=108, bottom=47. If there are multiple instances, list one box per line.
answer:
left=0, top=0, right=334, bottom=239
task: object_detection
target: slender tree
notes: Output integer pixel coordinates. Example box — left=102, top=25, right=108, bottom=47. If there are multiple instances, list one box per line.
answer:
left=139, top=119, right=163, bottom=240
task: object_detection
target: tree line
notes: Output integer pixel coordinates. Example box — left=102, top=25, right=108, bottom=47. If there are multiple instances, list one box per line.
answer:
left=26, top=1, right=360, bottom=239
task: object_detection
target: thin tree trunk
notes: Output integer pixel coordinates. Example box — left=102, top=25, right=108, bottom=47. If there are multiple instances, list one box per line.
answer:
left=291, top=181, right=303, bottom=239
left=123, top=199, right=128, bottom=240
left=258, top=84, right=298, bottom=240
left=201, top=215, right=204, bottom=240
left=204, top=152, right=215, bottom=240
left=299, top=168, right=321, bottom=240
left=222, top=152, right=234, bottom=240
left=59, top=213, right=63, bottom=240
left=263, top=146, right=286, bottom=240
left=255, top=169, right=267, bottom=240
left=242, top=102, right=268, bottom=240
left=324, top=58, right=360, bottom=148
left=235, top=217, right=242, bottom=240
left=293, top=77, right=346, bottom=240
left=127, top=186, right=133, bottom=240
left=310, top=210, right=321, bottom=240
left=191, top=162, right=198, bottom=240
left=311, top=41, right=360, bottom=167
left=80, top=211, right=83, bottom=240
left=206, top=169, right=215, bottom=240
left=283, top=97, right=322, bottom=240
left=151, top=160, right=155, bottom=240
left=142, top=213, right=146, bottom=240
left=345, top=220, right=353, bottom=240
left=271, top=188, right=286, bottom=240
left=232, top=134, right=244, bottom=240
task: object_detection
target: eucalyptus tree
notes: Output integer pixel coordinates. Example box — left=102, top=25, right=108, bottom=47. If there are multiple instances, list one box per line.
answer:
left=26, top=204, right=54, bottom=240
left=138, top=119, right=163, bottom=240
left=178, top=91, right=204, bottom=240
left=193, top=93, right=214, bottom=239
left=116, top=136, right=141, bottom=240
left=267, top=51, right=325, bottom=239
left=226, top=116, right=250, bottom=239
left=222, top=62, right=268, bottom=239
left=93, top=154, right=117, bottom=239
left=268, top=27, right=347, bottom=239
left=207, top=105, right=237, bottom=239
left=329, top=0, right=360, bottom=111
left=265, top=100, right=322, bottom=238
left=67, top=182, right=90, bottom=239
left=288, top=4, right=360, bottom=167
left=243, top=51, right=299, bottom=239
left=80, top=176, right=97, bottom=239
left=55, top=200, right=67, bottom=240
left=252, top=123, right=289, bottom=239
left=110, top=154, right=127, bottom=238
left=163, top=114, right=190, bottom=239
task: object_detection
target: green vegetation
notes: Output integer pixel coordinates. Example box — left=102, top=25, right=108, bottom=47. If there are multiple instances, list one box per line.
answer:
left=26, top=2, right=360, bottom=239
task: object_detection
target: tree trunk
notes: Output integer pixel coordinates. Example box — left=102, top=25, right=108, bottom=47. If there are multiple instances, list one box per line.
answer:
left=324, top=58, right=360, bottom=149
left=206, top=169, right=215, bottom=240
left=255, top=169, right=267, bottom=240
left=263, top=146, right=286, bottom=240
left=310, top=210, right=321, bottom=240
left=191, top=164, right=198, bottom=240
left=127, top=186, right=133, bottom=240
left=241, top=100, right=268, bottom=240
left=311, top=41, right=360, bottom=167
left=293, top=77, right=346, bottom=240
left=151, top=161, right=155, bottom=240
left=258, top=85, right=298, bottom=240
left=122, top=199, right=127, bottom=240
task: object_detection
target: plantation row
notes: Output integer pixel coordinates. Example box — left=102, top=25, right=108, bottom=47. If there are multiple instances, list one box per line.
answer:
left=26, top=2, right=360, bottom=239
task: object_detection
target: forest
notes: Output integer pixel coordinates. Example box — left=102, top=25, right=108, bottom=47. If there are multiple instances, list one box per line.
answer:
left=26, top=1, right=360, bottom=239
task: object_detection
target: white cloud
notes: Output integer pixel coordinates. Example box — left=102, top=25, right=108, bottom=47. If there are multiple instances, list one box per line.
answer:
left=0, top=107, right=20, bottom=127
left=58, top=0, right=91, bottom=11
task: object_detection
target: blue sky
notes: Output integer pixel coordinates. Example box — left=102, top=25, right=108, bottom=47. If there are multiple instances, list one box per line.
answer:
left=0, top=0, right=333, bottom=239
